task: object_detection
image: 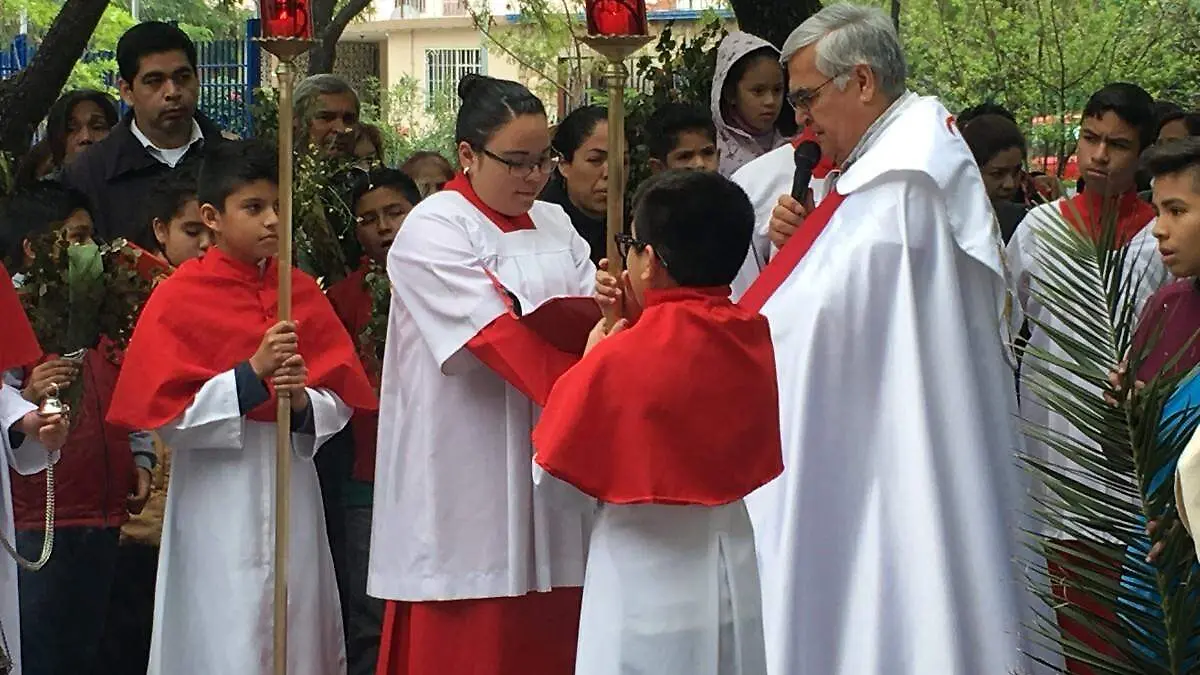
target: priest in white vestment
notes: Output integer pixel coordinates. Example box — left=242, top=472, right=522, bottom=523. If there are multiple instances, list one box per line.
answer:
left=740, top=5, right=1035, bottom=674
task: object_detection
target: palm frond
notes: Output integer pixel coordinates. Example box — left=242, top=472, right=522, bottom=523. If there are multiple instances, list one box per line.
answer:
left=1019, top=197, right=1200, bottom=674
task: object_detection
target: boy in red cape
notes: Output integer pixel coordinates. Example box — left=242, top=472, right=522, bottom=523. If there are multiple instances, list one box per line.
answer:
left=107, top=140, right=376, bottom=675
left=534, top=170, right=783, bottom=675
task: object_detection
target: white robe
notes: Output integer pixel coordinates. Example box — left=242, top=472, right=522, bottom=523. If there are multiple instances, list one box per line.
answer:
left=745, top=96, right=1033, bottom=675
left=147, top=370, right=350, bottom=675
left=0, top=383, right=55, bottom=675
left=1007, top=203, right=1167, bottom=539
left=729, top=143, right=829, bottom=301
left=534, top=468, right=767, bottom=675
left=370, top=192, right=595, bottom=602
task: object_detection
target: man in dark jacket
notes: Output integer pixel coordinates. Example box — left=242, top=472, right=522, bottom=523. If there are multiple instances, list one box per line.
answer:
left=64, top=21, right=226, bottom=242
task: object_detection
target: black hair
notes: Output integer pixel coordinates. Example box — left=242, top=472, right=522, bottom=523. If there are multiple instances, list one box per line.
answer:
left=645, top=103, right=716, bottom=162
left=631, top=170, right=753, bottom=287
left=552, top=105, right=607, bottom=162
left=1157, top=111, right=1200, bottom=137
left=197, top=139, right=278, bottom=211
left=0, top=181, right=90, bottom=268
left=1153, top=100, right=1185, bottom=126
left=960, top=114, right=1027, bottom=166
left=455, top=73, right=545, bottom=148
left=348, top=167, right=423, bottom=214
left=13, top=140, right=54, bottom=189
left=45, top=90, right=119, bottom=165
left=721, top=46, right=779, bottom=107
left=139, top=163, right=201, bottom=251
left=958, top=102, right=1016, bottom=126
left=1082, top=82, right=1157, bottom=151
left=1141, top=137, right=1200, bottom=183
left=116, top=21, right=198, bottom=84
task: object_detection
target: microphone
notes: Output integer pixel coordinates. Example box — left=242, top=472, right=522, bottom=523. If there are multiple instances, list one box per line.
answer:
left=791, top=140, right=822, bottom=203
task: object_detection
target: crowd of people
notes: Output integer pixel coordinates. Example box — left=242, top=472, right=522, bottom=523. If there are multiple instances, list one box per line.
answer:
left=0, top=4, right=1199, bottom=675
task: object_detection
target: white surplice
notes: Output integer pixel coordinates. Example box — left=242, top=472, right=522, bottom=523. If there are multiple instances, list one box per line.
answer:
left=147, top=371, right=350, bottom=675
left=729, top=143, right=830, bottom=301
left=1007, top=203, right=1167, bottom=539
left=745, top=96, right=1034, bottom=675
left=370, top=191, right=595, bottom=602
left=534, top=468, right=767, bottom=675
left=0, top=383, right=55, bottom=675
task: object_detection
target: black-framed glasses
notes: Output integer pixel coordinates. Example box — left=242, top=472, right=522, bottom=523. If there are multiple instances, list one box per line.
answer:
left=480, top=147, right=561, bottom=178
left=787, top=75, right=840, bottom=110
left=614, top=232, right=646, bottom=259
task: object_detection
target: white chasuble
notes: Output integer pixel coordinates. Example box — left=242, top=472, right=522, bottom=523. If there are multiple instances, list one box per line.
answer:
left=370, top=192, right=595, bottom=602
left=745, top=96, right=1036, bottom=675
left=148, top=372, right=350, bottom=675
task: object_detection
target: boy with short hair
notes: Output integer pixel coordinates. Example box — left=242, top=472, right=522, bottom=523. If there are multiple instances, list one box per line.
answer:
left=646, top=103, right=720, bottom=174
left=324, top=167, right=420, bottom=675
left=1008, top=82, right=1168, bottom=675
left=534, top=169, right=782, bottom=675
left=107, top=139, right=376, bottom=675
left=139, top=165, right=212, bottom=267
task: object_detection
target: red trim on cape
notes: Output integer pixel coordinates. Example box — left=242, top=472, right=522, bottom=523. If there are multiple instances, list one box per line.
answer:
left=1058, top=190, right=1154, bottom=246
left=107, top=246, right=377, bottom=430
left=792, top=127, right=836, bottom=179
left=739, top=189, right=848, bottom=313
left=443, top=172, right=535, bottom=232
left=0, top=262, right=40, bottom=372
left=534, top=286, right=783, bottom=505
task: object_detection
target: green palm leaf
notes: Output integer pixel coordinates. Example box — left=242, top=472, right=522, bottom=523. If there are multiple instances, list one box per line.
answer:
left=1019, top=198, right=1200, bottom=674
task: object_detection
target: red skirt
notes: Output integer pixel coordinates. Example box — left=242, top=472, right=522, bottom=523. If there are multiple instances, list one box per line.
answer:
left=376, top=587, right=583, bottom=675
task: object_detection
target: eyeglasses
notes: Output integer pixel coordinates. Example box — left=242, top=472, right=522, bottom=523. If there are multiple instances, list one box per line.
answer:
left=480, top=147, right=561, bottom=178
left=787, top=75, right=840, bottom=110
left=614, top=232, right=646, bottom=259
left=355, top=203, right=410, bottom=229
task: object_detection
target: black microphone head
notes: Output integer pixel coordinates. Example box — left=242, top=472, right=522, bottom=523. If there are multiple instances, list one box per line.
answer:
left=793, top=140, right=822, bottom=170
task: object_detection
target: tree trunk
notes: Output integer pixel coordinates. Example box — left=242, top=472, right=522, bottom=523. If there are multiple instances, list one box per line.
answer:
left=727, top=0, right=822, bottom=51
left=891, top=0, right=902, bottom=32
left=306, top=0, right=374, bottom=76
left=0, top=0, right=109, bottom=156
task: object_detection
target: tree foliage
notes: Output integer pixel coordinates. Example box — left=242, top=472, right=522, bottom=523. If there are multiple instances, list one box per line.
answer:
left=894, top=0, right=1200, bottom=171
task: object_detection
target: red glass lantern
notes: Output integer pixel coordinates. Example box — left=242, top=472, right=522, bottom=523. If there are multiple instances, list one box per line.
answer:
left=585, top=0, right=648, bottom=36
left=259, top=0, right=312, bottom=40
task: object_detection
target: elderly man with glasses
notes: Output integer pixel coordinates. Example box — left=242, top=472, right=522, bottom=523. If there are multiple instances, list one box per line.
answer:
left=737, top=4, right=1038, bottom=675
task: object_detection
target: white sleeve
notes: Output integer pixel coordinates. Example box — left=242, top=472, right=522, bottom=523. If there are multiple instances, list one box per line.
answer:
left=157, top=369, right=246, bottom=451
left=1005, top=212, right=1037, bottom=335
left=1126, top=221, right=1171, bottom=316
left=291, top=387, right=351, bottom=460
left=388, top=209, right=509, bottom=372
left=568, top=223, right=598, bottom=296
left=0, top=383, right=55, bottom=475
left=532, top=461, right=599, bottom=514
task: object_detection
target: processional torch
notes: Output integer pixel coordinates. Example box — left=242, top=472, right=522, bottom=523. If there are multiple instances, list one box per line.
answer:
left=580, top=0, right=651, bottom=328
left=254, top=2, right=314, bottom=674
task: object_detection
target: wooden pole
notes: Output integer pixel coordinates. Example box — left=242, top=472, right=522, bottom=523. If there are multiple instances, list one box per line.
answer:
left=272, top=55, right=297, bottom=675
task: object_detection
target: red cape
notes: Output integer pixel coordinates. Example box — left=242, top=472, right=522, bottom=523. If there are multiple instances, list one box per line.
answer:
left=1059, top=190, right=1154, bottom=246
left=326, top=264, right=381, bottom=483
left=1, top=262, right=41, bottom=372
left=534, top=286, right=783, bottom=505
left=108, top=246, right=377, bottom=430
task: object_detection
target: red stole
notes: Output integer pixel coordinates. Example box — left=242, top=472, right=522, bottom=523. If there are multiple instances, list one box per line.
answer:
left=534, top=286, right=783, bottom=505
left=792, top=127, right=836, bottom=179
left=445, top=172, right=582, bottom=406
left=740, top=189, right=848, bottom=313
left=108, top=246, right=377, bottom=430
left=1058, top=190, right=1154, bottom=246
left=1, top=262, right=40, bottom=372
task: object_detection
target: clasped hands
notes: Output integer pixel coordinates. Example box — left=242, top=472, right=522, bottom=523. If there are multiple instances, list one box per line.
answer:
left=250, top=321, right=310, bottom=412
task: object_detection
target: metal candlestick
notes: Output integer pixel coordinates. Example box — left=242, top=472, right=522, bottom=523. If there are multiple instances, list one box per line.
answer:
left=253, top=35, right=314, bottom=675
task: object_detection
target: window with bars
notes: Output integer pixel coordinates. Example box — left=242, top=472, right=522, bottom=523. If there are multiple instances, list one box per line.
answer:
left=425, top=48, right=482, bottom=108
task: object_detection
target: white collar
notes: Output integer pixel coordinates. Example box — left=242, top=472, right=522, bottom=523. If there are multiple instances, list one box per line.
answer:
left=130, top=117, right=204, bottom=165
